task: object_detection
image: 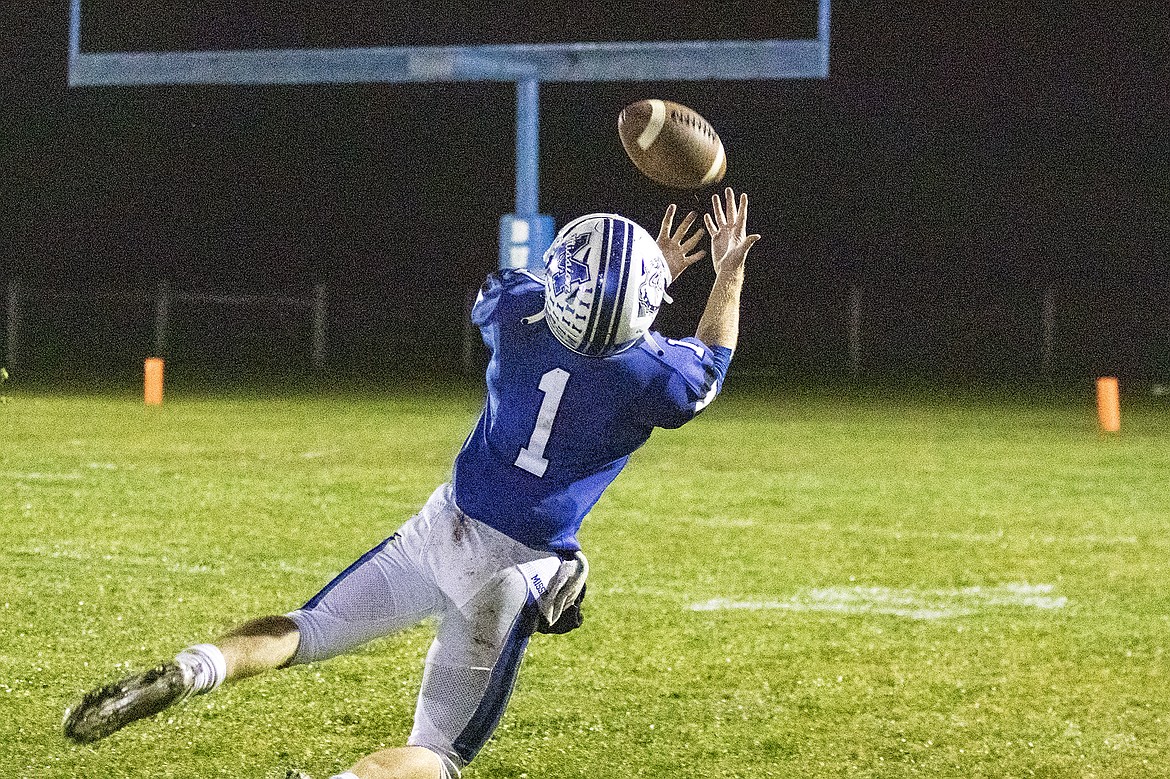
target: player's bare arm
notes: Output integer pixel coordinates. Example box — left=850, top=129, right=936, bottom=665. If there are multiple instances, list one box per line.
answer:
left=696, top=188, right=761, bottom=352
left=657, top=203, right=707, bottom=282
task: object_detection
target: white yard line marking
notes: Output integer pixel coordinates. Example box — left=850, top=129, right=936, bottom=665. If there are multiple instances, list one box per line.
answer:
left=686, top=517, right=1139, bottom=546
left=8, top=541, right=332, bottom=578
left=6, top=471, right=83, bottom=481
left=690, top=583, right=1067, bottom=620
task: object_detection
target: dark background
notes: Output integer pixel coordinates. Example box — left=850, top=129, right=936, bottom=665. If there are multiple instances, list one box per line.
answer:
left=3, top=1, right=1167, bottom=384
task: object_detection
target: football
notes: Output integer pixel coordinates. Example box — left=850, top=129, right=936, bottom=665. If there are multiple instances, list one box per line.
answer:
left=618, top=99, right=727, bottom=189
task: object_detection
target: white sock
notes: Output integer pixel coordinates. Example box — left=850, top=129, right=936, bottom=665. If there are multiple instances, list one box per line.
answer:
left=329, top=773, right=360, bottom=779
left=175, top=643, right=227, bottom=694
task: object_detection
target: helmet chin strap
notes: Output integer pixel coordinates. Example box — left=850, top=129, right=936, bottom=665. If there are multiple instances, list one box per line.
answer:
left=522, top=309, right=546, bottom=325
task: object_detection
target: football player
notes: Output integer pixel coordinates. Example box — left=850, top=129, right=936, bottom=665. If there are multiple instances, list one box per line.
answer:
left=63, top=188, right=761, bottom=779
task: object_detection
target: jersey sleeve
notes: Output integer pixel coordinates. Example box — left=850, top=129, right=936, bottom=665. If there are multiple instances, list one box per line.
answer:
left=641, top=335, right=733, bottom=429
left=472, top=269, right=545, bottom=328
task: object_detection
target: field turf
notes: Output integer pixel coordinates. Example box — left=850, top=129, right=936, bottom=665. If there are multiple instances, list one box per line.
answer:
left=2, top=382, right=1168, bottom=778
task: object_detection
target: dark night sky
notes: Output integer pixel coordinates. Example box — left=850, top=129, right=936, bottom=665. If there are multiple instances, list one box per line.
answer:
left=3, top=1, right=1168, bottom=381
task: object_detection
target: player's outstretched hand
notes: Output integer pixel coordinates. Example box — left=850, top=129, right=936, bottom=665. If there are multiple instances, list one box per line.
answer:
left=657, top=203, right=707, bottom=282
left=704, top=187, right=761, bottom=274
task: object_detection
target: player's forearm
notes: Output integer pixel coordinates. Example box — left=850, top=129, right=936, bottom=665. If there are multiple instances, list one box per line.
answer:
left=695, top=265, right=744, bottom=351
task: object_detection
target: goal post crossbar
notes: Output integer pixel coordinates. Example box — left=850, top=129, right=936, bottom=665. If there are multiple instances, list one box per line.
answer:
left=65, top=1, right=830, bottom=284
left=68, top=2, right=830, bottom=86
left=69, top=39, right=829, bottom=87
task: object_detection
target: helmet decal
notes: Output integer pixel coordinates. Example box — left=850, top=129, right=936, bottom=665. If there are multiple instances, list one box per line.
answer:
left=549, top=232, right=592, bottom=297
left=638, top=256, right=668, bottom=318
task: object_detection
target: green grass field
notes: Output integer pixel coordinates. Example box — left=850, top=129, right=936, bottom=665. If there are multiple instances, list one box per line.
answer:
left=3, top=382, right=1168, bottom=778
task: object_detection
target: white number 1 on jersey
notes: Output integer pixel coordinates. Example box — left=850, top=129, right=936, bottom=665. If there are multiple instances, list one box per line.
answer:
left=514, top=368, right=570, bottom=477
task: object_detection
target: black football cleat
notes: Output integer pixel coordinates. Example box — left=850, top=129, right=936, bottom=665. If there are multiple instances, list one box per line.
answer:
left=63, top=662, right=193, bottom=743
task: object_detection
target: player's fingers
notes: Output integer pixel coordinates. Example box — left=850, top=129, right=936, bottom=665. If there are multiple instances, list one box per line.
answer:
left=711, top=193, right=726, bottom=225
left=686, top=249, right=708, bottom=265
left=737, top=193, right=750, bottom=225
left=658, top=204, right=677, bottom=239
left=681, top=231, right=705, bottom=252
left=681, top=232, right=706, bottom=254
left=704, top=212, right=718, bottom=235
left=724, top=187, right=737, bottom=221
left=676, top=210, right=698, bottom=238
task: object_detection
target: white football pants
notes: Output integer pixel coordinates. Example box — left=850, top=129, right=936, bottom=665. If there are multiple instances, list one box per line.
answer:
left=286, top=484, right=562, bottom=778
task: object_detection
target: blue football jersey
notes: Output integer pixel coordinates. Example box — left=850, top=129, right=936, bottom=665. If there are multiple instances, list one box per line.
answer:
left=452, top=270, right=731, bottom=553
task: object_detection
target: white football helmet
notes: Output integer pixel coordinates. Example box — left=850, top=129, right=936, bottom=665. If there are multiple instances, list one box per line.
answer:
left=541, top=213, right=669, bottom=357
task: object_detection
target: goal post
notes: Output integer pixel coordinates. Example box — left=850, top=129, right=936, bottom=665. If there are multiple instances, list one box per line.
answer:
left=66, top=0, right=831, bottom=271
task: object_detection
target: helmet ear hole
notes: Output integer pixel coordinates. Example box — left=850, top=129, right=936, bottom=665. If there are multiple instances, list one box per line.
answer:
left=542, top=214, right=666, bottom=357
